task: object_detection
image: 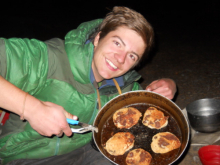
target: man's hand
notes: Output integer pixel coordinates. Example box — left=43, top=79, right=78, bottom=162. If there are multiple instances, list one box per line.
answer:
left=0, top=75, right=78, bottom=137
left=25, top=101, right=78, bottom=137
left=145, top=78, right=176, bottom=99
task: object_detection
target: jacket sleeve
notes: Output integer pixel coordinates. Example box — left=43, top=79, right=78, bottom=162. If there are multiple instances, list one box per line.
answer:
left=123, top=70, right=143, bottom=91
left=0, top=39, right=7, bottom=78
left=132, top=81, right=143, bottom=90
left=121, top=81, right=142, bottom=93
left=0, top=38, right=48, bottom=95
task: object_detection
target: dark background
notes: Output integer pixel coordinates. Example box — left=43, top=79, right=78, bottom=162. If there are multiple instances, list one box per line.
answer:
left=1, top=1, right=220, bottom=109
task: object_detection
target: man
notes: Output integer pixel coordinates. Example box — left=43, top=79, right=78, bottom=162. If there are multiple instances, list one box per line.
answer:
left=0, top=6, right=176, bottom=164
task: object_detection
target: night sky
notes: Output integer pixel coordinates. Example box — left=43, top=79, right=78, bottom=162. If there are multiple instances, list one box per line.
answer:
left=1, top=1, right=219, bottom=41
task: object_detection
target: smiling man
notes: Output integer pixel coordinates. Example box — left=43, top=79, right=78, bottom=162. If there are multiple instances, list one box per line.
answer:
left=0, top=6, right=176, bottom=165
left=92, top=26, right=146, bottom=82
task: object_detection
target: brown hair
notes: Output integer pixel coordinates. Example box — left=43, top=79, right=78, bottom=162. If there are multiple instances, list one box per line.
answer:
left=91, top=6, right=154, bottom=57
left=90, top=6, right=154, bottom=67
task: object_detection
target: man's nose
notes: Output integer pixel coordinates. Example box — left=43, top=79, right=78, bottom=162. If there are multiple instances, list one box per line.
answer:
left=115, top=52, right=126, bottom=64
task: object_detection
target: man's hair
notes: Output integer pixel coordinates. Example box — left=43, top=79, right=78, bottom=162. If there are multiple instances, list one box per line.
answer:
left=90, top=6, right=154, bottom=57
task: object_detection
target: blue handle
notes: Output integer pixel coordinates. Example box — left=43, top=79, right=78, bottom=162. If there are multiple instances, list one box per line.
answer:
left=67, top=118, right=79, bottom=125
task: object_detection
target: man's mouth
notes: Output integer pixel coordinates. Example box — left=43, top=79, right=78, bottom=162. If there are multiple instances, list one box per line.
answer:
left=106, top=59, right=118, bottom=69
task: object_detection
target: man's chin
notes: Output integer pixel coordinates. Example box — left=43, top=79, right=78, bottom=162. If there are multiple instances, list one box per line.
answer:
left=101, top=72, right=122, bottom=80
left=102, top=75, right=115, bottom=80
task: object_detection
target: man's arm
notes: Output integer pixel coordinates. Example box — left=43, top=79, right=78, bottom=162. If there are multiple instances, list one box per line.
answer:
left=145, top=78, right=177, bottom=99
left=0, top=75, right=76, bottom=137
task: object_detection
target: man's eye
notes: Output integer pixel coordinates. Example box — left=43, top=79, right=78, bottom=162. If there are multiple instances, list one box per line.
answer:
left=114, top=41, right=120, bottom=47
left=129, top=54, right=136, bottom=61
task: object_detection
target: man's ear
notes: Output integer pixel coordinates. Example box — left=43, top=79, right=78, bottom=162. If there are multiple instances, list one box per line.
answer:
left=94, top=32, right=101, bottom=47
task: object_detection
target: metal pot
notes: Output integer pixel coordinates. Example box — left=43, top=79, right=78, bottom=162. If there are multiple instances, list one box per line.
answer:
left=186, top=98, right=220, bottom=133
left=93, top=91, right=190, bottom=165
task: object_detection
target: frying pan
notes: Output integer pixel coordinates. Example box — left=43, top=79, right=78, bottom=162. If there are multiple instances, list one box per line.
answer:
left=93, top=91, right=190, bottom=165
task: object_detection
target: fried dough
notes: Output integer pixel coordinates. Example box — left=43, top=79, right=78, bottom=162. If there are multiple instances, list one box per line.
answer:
left=105, top=132, right=135, bottom=156
left=113, top=107, right=142, bottom=129
left=142, top=107, right=169, bottom=129
left=126, top=148, right=152, bottom=165
left=151, top=132, right=181, bottom=153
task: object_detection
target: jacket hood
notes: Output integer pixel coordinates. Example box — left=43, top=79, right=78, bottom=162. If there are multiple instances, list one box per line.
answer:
left=65, top=19, right=102, bottom=84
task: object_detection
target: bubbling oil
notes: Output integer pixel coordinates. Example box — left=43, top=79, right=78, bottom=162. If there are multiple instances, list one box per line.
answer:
left=101, top=103, right=182, bottom=165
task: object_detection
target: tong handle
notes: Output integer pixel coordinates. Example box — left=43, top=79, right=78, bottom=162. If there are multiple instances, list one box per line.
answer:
left=67, top=118, right=79, bottom=125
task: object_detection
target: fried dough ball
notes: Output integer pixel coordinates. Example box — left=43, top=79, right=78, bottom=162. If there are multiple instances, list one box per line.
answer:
left=151, top=132, right=181, bottom=153
left=105, top=132, right=135, bottom=156
left=142, top=107, right=169, bottom=129
left=126, top=148, right=152, bottom=165
left=113, top=107, right=142, bottom=129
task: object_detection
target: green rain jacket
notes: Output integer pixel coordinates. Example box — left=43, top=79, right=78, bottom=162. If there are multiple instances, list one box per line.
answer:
left=0, top=19, right=142, bottom=164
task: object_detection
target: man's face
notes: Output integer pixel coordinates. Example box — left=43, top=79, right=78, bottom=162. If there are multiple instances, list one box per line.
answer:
left=92, top=26, right=146, bottom=82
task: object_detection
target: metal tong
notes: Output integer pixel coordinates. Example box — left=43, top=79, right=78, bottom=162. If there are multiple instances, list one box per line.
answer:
left=67, top=118, right=98, bottom=133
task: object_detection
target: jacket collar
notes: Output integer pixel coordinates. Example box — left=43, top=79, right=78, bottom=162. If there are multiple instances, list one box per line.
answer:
left=90, top=68, right=124, bottom=89
left=65, top=19, right=103, bottom=84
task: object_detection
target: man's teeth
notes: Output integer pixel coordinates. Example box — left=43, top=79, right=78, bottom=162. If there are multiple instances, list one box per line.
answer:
left=106, top=59, right=117, bottom=69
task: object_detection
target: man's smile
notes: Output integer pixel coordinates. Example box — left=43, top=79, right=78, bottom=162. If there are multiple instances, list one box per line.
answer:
left=106, top=58, right=118, bottom=70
